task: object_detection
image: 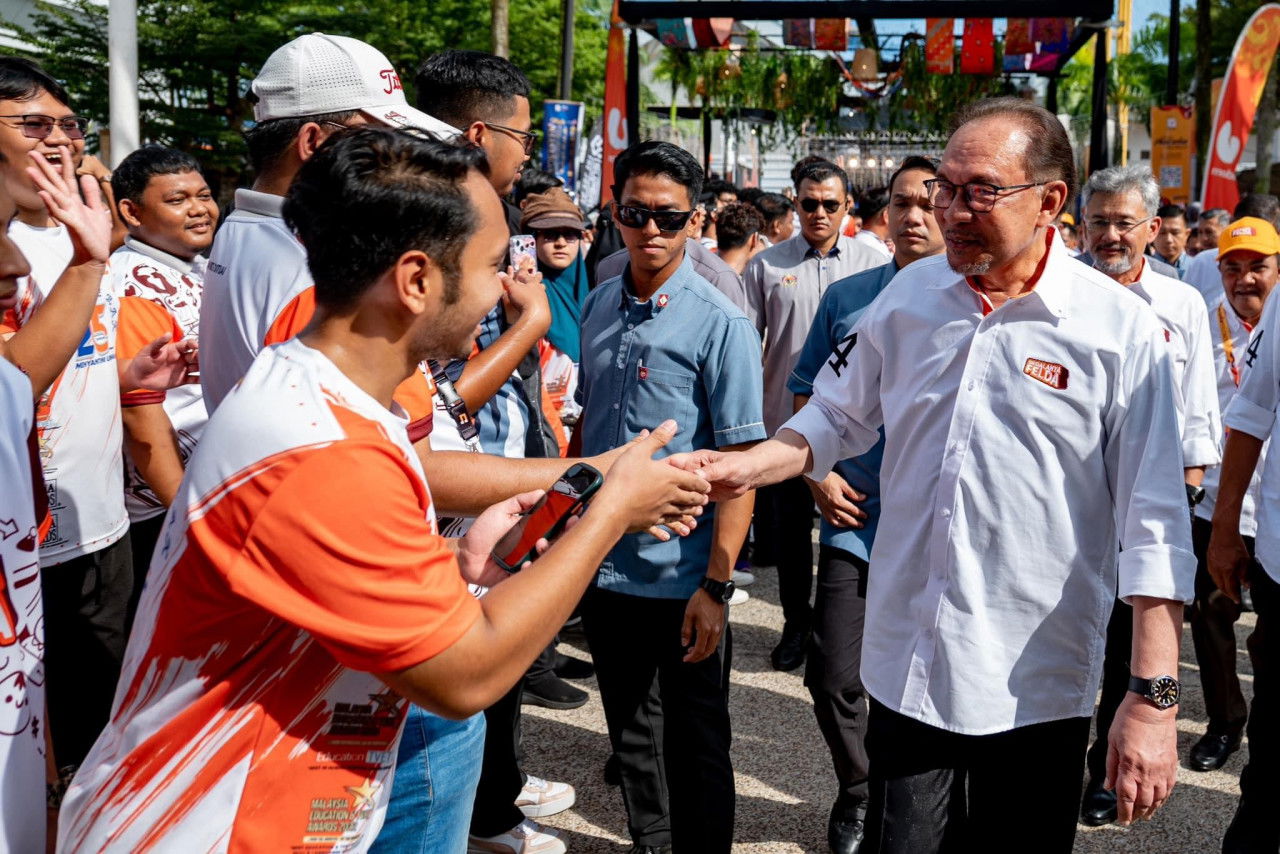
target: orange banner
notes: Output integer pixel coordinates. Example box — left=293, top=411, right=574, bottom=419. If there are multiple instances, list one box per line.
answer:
left=600, top=0, right=628, bottom=206
left=1151, top=106, right=1196, bottom=206
left=925, top=18, right=954, bottom=75
left=1202, top=4, right=1280, bottom=210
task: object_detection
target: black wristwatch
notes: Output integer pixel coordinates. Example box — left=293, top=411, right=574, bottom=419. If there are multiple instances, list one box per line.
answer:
left=698, top=576, right=736, bottom=604
left=1128, top=674, right=1181, bottom=710
left=1186, top=483, right=1206, bottom=508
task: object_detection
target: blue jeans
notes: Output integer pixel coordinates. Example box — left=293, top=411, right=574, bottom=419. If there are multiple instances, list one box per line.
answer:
left=372, top=706, right=486, bottom=854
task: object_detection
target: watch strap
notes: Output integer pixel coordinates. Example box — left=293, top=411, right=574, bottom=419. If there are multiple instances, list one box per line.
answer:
left=699, top=576, right=733, bottom=603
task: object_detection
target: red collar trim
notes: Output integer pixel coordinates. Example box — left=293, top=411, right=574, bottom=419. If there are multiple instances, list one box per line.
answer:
left=965, top=229, right=1054, bottom=316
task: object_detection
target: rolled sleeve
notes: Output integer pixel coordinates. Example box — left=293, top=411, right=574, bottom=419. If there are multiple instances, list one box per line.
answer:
left=1224, top=394, right=1277, bottom=440
left=705, top=315, right=767, bottom=448
left=782, top=397, right=851, bottom=480
left=1118, top=544, right=1197, bottom=604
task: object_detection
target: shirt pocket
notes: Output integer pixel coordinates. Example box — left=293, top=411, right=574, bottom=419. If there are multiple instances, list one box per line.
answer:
left=630, top=364, right=695, bottom=441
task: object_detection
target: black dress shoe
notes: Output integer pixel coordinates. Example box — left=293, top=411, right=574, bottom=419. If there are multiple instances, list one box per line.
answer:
left=522, top=674, right=588, bottom=709
left=771, top=626, right=810, bottom=672
left=1080, top=781, right=1117, bottom=827
left=828, top=802, right=865, bottom=854
left=627, top=846, right=672, bottom=854
left=1189, top=731, right=1242, bottom=771
left=553, top=652, right=595, bottom=680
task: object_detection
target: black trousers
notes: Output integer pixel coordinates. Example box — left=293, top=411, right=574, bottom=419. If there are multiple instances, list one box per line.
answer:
left=805, top=545, right=871, bottom=814
left=583, top=587, right=735, bottom=853
left=470, top=680, right=526, bottom=836
left=759, top=477, right=816, bottom=634
left=1224, top=560, right=1279, bottom=853
left=125, top=513, right=166, bottom=635
left=1086, top=598, right=1132, bottom=783
left=1190, top=516, right=1252, bottom=736
left=41, top=534, right=133, bottom=771
left=865, top=700, right=1090, bottom=854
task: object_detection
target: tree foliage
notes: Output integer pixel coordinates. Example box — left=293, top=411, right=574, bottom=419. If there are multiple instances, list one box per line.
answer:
left=11, top=0, right=610, bottom=192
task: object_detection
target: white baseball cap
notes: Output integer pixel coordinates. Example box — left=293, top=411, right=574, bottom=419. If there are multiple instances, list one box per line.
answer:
left=251, top=33, right=460, bottom=139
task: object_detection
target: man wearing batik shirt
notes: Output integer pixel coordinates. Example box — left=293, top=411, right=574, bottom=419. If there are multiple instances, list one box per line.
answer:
left=1077, top=164, right=1221, bottom=827
left=109, top=145, right=219, bottom=616
left=676, top=99, right=1193, bottom=852
left=58, top=128, right=708, bottom=854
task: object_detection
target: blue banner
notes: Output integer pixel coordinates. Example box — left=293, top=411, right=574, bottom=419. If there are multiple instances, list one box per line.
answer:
left=542, top=100, right=585, bottom=194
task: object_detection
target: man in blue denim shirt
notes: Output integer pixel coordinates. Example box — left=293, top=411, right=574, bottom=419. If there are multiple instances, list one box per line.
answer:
left=786, top=156, right=943, bottom=854
left=574, top=141, right=765, bottom=853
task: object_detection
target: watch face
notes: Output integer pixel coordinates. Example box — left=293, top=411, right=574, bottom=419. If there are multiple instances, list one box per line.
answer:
left=722, top=580, right=736, bottom=602
left=1149, top=675, right=1180, bottom=709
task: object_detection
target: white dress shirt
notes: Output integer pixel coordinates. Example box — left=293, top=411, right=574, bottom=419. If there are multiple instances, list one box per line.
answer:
left=1222, top=286, right=1280, bottom=584
left=1130, top=260, right=1222, bottom=469
left=783, top=229, right=1196, bottom=735
left=1184, top=248, right=1222, bottom=305
left=1199, top=297, right=1268, bottom=535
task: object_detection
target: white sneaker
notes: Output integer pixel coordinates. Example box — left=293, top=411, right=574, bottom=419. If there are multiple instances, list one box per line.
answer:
left=468, top=818, right=567, bottom=854
left=516, top=774, right=576, bottom=818
left=729, top=587, right=750, bottom=606
left=732, top=569, right=756, bottom=587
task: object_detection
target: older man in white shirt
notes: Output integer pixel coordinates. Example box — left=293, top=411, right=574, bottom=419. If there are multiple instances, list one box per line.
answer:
left=1076, top=164, right=1221, bottom=826
left=672, top=98, right=1193, bottom=854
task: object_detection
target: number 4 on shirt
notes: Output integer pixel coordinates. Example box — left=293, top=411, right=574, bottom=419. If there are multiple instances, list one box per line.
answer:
left=1245, top=330, right=1265, bottom=369
left=828, top=332, right=858, bottom=377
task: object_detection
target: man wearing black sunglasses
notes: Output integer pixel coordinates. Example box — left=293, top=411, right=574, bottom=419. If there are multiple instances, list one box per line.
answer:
left=743, top=159, right=881, bottom=676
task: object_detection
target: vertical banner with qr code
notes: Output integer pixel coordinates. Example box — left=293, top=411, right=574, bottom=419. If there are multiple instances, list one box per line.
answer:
left=1150, top=106, right=1195, bottom=206
left=542, top=100, right=585, bottom=195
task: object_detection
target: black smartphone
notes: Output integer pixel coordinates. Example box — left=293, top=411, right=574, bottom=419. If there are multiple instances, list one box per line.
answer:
left=491, top=463, right=604, bottom=572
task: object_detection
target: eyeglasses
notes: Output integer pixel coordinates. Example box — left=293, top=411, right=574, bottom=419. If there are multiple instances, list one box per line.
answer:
left=534, top=228, right=583, bottom=243
left=485, top=121, right=538, bottom=155
left=615, top=204, right=695, bottom=232
left=1084, top=216, right=1154, bottom=235
left=799, top=198, right=843, bottom=214
left=0, top=114, right=90, bottom=140
left=924, top=178, right=1046, bottom=213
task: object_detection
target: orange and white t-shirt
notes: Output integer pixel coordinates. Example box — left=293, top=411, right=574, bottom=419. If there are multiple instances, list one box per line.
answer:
left=199, top=189, right=433, bottom=441
left=3, top=221, right=127, bottom=565
left=58, top=338, right=480, bottom=853
left=112, top=238, right=208, bottom=522
left=0, top=358, right=47, bottom=854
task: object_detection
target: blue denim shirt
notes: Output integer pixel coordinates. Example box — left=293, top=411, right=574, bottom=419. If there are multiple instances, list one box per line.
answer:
left=787, top=260, right=897, bottom=562
left=578, top=252, right=766, bottom=599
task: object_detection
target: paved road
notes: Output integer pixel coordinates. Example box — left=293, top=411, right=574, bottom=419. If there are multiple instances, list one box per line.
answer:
left=524, top=566, right=1255, bottom=853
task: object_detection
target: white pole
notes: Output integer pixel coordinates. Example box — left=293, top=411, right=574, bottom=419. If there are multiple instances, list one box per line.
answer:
left=108, top=0, right=139, bottom=168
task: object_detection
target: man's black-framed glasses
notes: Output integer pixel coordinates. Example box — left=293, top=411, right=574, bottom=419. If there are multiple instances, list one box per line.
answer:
left=799, top=198, right=843, bottom=214
left=485, top=121, right=538, bottom=155
left=615, top=204, right=695, bottom=233
left=0, top=114, right=90, bottom=140
left=924, top=178, right=1046, bottom=212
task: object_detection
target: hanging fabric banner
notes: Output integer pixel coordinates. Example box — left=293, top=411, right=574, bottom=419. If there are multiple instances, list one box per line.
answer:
left=692, top=18, right=733, bottom=48
left=925, top=18, right=954, bottom=74
left=1203, top=4, right=1280, bottom=210
left=600, top=0, right=628, bottom=206
left=1004, top=52, right=1030, bottom=73
left=960, top=19, right=995, bottom=75
left=784, top=19, right=814, bottom=48
left=655, top=19, right=690, bottom=48
left=1031, top=18, right=1070, bottom=52
left=1005, top=19, right=1034, bottom=55
left=1029, top=51, right=1060, bottom=73
left=814, top=19, right=848, bottom=51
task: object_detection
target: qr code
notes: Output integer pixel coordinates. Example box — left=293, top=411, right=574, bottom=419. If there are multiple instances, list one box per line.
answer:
left=1159, top=166, right=1182, bottom=189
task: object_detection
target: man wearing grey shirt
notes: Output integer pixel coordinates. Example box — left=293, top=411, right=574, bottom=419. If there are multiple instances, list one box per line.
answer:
left=743, top=160, right=881, bottom=672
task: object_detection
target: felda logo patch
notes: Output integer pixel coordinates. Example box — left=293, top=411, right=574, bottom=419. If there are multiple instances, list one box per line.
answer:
left=1023, top=357, right=1068, bottom=390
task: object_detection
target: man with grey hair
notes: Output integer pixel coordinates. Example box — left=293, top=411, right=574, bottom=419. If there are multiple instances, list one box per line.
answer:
left=1077, top=164, right=1222, bottom=826
left=1186, top=208, right=1234, bottom=302
left=669, top=97, right=1194, bottom=852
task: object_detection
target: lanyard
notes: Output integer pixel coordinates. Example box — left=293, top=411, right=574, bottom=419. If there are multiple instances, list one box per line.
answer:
left=426, top=359, right=482, bottom=452
left=1218, top=304, right=1240, bottom=387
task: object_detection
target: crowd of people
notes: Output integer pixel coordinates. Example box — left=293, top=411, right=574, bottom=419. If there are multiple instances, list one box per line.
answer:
left=0, top=29, right=1278, bottom=854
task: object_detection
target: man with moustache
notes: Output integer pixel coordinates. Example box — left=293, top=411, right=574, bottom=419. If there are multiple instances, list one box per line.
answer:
left=786, top=154, right=945, bottom=854
left=743, top=160, right=881, bottom=673
left=671, top=98, right=1193, bottom=852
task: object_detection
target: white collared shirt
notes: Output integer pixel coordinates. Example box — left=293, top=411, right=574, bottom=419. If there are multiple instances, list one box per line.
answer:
left=1130, top=260, right=1222, bottom=468
left=1184, top=248, right=1222, bottom=305
left=783, top=229, right=1195, bottom=735
left=1221, top=287, right=1280, bottom=583
left=1199, top=297, right=1267, bottom=534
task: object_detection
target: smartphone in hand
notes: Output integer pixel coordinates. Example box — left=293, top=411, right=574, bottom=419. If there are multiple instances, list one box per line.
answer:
left=509, top=234, right=536, bottom=271
left=492, top=463, right=603, bottom=572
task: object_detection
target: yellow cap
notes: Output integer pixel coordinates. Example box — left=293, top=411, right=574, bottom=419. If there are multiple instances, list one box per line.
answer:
left=1219, top=217, right=1280, bottom=258
left=1058, top=212, right=1075, bottom=226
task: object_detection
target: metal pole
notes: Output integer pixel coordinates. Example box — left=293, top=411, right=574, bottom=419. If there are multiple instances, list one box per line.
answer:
left=702, top=109, right=712, bottom=173
left=558, top=0, right=576, bottom=100
left=1089, top=28, right=1109, bottom=173
left=108, top=0, right=139, bottom=168
left=1166, top=0, right=1180, bottom=104
left=1047, top=76, right=1059, bottom=115
left=626, top=27, right=639, bottom=147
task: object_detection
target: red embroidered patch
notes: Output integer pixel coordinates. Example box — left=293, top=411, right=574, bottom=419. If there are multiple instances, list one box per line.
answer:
left=1023, top=357, right=1069, bottom=390
left=1164, top=329, right=1171, bottom=342
left=657, top=294, right=669, bottom=308
left=638, top=366, right=648, bottom=380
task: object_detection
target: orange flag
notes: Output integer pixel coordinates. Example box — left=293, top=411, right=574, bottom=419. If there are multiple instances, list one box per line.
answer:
left=600, top=0, right=628, bottom=206
left=925, top=18, right=954, bottom=74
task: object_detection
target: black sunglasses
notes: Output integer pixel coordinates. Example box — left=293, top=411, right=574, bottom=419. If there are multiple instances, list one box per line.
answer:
left=799, top=198, right=843, bottom=214
left=534, top=228, right=583, bottom=243
left=615, top=204, right=695, bottom=232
